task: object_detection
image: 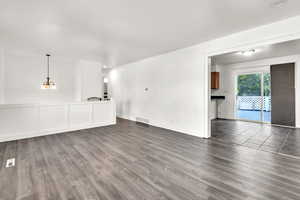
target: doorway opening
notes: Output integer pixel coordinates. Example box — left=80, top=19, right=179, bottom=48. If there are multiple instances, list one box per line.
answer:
left=208, top=38, right=299, bottom=156
left=236, top=72, right=271, bottom=123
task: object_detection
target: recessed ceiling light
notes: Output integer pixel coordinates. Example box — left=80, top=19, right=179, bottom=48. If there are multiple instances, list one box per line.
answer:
left=103, top=65, right=113, bottom=69
left=237, top=49, right=258, bottom=56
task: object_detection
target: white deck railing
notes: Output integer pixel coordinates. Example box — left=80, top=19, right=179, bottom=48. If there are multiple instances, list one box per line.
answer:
left=237, top=96, right=271, bottom=111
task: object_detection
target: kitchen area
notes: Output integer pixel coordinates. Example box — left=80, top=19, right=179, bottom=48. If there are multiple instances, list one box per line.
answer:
left=210, top=65, right=225, bottom=120
left=208, top=38, right=300, bottom=157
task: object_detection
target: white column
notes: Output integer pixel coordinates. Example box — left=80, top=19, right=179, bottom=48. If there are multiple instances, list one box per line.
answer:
left=0, top=49, right=5, bottom=104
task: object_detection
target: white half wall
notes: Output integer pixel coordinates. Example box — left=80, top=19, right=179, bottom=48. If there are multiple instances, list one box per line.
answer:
left=0, top=101, right=116, bottom=142
left=110, top=15, right=300, bottom=138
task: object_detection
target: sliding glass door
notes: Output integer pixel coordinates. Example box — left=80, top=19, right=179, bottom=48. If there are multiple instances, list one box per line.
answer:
left=236, top=72, right=271, bottom=123
left=263, top=73, right=271, bottom=122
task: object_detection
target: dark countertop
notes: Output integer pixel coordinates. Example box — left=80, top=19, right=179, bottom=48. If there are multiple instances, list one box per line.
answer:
left=211, top=96, right=225, bottom=100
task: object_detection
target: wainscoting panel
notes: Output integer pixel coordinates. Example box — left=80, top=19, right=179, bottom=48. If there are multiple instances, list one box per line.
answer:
left=69, top=104, right=93, bottom=128
left=93, top=101, right=116, bottom=125
left=0, top=105, right=39, bottom=139
left=40, top=105, right=69, bottom=132
left=0, top=100, right=116, bottom=142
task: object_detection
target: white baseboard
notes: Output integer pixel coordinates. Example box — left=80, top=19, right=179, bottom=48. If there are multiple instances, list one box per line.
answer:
left=0, top=121, right=116, bottom=143
left=117, top=114, right=206, bottom=138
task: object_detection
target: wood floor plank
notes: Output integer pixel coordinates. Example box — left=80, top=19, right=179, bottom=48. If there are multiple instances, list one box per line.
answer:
left=0, top=141, right=18, bottom=200
left=1, top=118, right=300, bottom=200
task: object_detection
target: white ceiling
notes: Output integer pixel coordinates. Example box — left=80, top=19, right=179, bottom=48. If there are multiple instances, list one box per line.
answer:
left=212, top=38, right=300, bottom=65
left=1, top=0, right=300, bottom=66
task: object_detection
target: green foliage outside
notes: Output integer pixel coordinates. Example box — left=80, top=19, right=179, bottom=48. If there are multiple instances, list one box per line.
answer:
left=237, top=73, right=270, bottom=96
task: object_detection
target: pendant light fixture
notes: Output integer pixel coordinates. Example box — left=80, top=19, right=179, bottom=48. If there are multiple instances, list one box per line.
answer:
left=41, top=54, right=56, bottom=89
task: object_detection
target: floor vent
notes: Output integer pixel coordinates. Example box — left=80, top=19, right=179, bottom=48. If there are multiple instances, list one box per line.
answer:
left=5, top=158, right=15, bottom=168
left=136, top=117, right=150, bottom=127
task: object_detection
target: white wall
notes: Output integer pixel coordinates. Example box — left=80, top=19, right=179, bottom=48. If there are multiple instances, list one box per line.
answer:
left=210, top=100, right=217, bottom=120
left=3, top=52, right=78, bottom=104
left=1, top=52, right=105, bottom=104
left=75, top=60, right=104, bottom=101
left=110, top=15, right=300, bottom=138
left=110, top=48, right=207, bottom=137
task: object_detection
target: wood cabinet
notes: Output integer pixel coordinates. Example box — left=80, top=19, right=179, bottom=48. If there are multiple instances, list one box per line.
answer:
left=211, top=72, right=220, bottom=89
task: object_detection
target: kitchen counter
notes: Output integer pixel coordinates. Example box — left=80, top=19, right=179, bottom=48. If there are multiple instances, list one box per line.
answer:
left=210, top=96, right=225, bottom=119
left=211, top=96, right=225, bottom=100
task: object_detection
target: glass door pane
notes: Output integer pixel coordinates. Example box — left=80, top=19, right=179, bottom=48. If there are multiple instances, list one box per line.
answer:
left=237, top=73, right=262, bottom=121
left=263, top=73, right=271, bottom=122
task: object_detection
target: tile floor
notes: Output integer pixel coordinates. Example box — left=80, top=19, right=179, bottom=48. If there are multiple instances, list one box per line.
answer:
left=211, top=119, right=300, bottom=157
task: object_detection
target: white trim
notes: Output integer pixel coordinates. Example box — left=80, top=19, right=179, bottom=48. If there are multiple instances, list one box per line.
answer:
left=117, top=114, right=201, bottom=137
left=0, top=49, right=4, bottom=104
left=260, top=73, right=264, bottom=122
left=225, top=55, right=299, bottom=69
left=206, top=15, right=300, bottom=57
left=204, top=56, right=211, bottom=138
left=0, top=122, right=116, bottom=143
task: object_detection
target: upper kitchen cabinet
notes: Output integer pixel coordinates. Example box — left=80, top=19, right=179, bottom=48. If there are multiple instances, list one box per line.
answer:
left=211, top=72, right=220, bottom=89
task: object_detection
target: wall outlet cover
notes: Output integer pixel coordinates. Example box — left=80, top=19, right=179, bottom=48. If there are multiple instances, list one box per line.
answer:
left=5, top=158, right=15, bottom=168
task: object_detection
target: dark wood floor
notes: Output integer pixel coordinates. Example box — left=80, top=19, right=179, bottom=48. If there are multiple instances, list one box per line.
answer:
left=212, top=119, right=300, bottom=157
left=1, top=118, right=300, bottom=200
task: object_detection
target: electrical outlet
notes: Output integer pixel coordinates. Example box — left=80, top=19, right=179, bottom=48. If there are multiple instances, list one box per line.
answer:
left=5, top=158, right=15, bottom=168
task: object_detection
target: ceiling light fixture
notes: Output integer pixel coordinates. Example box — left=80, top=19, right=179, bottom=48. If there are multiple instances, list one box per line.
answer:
left=270, top=0, right=289, bottom=8
left=237, top=49, right=257, bottom=56
left=41, top=54, right=56, bottom=89
left=104, top=77, right=108, bottom=83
